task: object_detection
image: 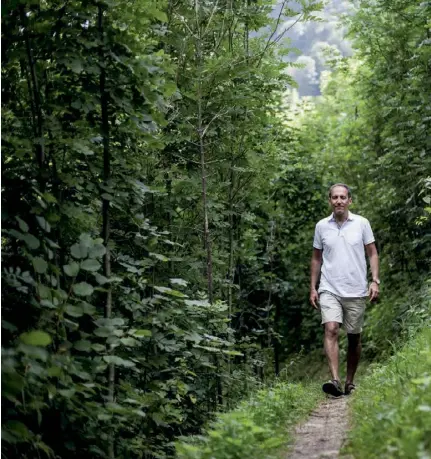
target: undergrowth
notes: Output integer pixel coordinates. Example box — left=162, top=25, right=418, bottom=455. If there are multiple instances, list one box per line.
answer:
left=345, top=325, right=431, bottom=458
left=175, top=381, right=322, bottom=458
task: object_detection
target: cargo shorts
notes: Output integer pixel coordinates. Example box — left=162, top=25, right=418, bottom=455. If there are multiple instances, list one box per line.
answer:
left=319, top=290, right=366, bottom=334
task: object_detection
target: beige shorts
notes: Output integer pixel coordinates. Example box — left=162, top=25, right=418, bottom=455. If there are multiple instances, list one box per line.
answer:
left=319, top=291, right=366, bottom=334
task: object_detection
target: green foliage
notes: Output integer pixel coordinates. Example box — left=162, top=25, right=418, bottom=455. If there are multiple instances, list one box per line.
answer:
left=362, top=278, right=431, bottom=361
left=345, top=323, right=431, bottom=458
left=176, top=381, right=322, bottom=458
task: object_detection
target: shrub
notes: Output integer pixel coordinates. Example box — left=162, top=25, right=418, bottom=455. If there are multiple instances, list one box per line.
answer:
left=346, top=325, right=431, bottom=458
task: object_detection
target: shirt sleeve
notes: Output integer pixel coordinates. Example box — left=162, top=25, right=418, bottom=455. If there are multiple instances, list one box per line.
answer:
left=362, top=219, right=375, bottom=245
left=313, top=224, right=323, bottom=249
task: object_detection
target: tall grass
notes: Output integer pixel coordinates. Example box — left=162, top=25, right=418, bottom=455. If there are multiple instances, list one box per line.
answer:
left=345, top=326, right=431, bottom=458
left=175, top=381, right=322, bottom=459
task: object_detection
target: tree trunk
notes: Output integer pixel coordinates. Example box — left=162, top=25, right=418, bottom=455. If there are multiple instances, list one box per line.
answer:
left=98, top=6, right=115, bottom=459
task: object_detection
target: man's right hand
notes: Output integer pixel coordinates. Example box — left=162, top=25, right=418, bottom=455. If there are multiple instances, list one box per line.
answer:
left=310, top=289, right=319, bottom=309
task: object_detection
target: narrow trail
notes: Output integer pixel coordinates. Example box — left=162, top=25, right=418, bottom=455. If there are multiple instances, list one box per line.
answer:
left=286, top=397, right=350, bottom=459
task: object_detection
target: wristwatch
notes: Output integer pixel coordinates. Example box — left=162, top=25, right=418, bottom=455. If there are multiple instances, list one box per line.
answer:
left=371, top=278, right=380, bottom=285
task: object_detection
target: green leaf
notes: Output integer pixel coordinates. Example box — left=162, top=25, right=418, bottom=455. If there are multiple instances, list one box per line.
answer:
left=73, top=282, right=94, bottom=297
left=23, top=233, right=40, bottom=249
left=58, top=388, right=75, bottom=397
left=103, top=355, right=136, bottom=368
left=36, top=215, right=51, bottom=233
left=4, top=420, right=31, bottom=441
left=184, top=299, right=210, bottom=307
left=80, top=302, right=96, bottom=315
left=133, top=329, right=152, bottom=337
left=164, top=81, right=177, bottom=97
left=70, top=59, right=83, bottom=73
left=170, top=278, right=188, bottom=287
left=94, top=326, right=114, bottom=338
left=33, top=257, right=48, bottom=274
left=8, top=230, right=41, bottom=249
left=71, top=242, right=88, bottom=259
left=154, top=286, right=187, bottom=297
left=150, top=252, right=169, bottom=262
left=15, top=217, right=29, bottom=232
left=150, top=8, right=168, bottom=22
left=120, top=337, right=139, bottom=347
left=81, top=259, right=101, bottom=272
left=92, top=343, right=105, bottom=352
left=65, top=304, right=84, bottom=317
left=37, top=284, right=51, bottom=300
left=63, top=262, right=80, bottom=277
left=74, top=340, right=92, bottom=352
left=94, top=273, right=109, bottom=285
left=89, top=244, right=106, bottom=258
left=95, top=318, right=125, bottom=327
left=20, top=330, right=52, bottom=347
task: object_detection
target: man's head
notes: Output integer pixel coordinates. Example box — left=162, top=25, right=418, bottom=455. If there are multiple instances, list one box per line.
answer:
left=328, top=183, right=352, bottom=218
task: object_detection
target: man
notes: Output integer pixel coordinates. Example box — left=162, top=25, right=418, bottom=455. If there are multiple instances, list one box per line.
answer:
left=310, top=183, right=379, bottom=397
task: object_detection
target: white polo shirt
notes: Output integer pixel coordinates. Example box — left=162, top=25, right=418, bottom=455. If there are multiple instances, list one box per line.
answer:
left=313, top=212, right=375, bottom=298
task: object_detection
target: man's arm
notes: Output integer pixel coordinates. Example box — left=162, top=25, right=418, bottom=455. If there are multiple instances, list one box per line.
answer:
left=310, top=248, right=322, bottom=309
left=365, top=242, right=379, bottom=301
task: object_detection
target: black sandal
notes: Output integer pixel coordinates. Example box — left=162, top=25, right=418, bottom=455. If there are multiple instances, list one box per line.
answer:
left=344, top=382, right=356, bottom=395
left=322, top=379, right=344, bottom=397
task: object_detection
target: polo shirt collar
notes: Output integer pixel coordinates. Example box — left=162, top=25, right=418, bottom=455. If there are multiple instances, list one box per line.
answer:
left=328, top=211, right=354, bottom=222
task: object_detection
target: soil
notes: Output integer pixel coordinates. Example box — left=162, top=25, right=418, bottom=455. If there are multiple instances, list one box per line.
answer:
left=286, top=396, right=350, bottom=459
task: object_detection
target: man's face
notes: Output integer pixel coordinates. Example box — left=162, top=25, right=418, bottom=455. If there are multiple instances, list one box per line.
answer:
left=329, top=186, right=352, bottom=216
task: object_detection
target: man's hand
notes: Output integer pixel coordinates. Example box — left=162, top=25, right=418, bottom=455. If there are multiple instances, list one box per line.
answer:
left=310, top=288, right=319, bottom=309
left=368, top=281, right=379, bottom=302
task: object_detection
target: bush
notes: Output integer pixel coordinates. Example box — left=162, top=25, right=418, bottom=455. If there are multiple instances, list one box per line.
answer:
left=175, top=381, right=322, bottom=459
left=345, top=325, right=431, bottom=458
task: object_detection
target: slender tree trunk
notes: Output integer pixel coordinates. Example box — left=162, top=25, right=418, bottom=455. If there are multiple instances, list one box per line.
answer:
left=98, top=6, right=114, bottom=459
left=195, top=1, right=213, bottom=304
left=20, top=6, right=45, bottom=183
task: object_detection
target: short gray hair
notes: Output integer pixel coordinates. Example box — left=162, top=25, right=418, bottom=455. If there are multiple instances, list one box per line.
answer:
left=328, top=183, right=352, bottom=198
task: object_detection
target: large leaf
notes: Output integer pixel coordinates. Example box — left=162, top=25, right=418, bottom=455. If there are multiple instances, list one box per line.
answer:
left=73, top=282, right=94, bottom=297
left=63, top=262, right=80, bottom=277
left=89, top=244, right=106, bottom=258
left=133, top=329, right=152, bottom=337
left=36, top=215, right=51, bottom=233
left=71, top=242, right=88, bottom=259
left=15, top=217, right=29, bottom=232
left=74, top=340, right=92, bottom=352
left=81, top=259, right=101, bottom=272
left=154, top=286, right=187, bottom=297
left=103, top=355, right=136, bottom=368
left=33, top=257, right=48, bottom=274
left=65, top=304, right=84, bottom=317
left=20, top=330, right=52, bottom=347
left=170, top=278, right=188, bottom=287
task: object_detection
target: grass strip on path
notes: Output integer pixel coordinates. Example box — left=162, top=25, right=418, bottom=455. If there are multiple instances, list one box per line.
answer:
left=176, top=381, right=323, bottom=459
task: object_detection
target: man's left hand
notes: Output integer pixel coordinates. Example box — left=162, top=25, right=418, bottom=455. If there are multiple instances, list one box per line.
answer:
left=368, top=281, right=379, bottom=302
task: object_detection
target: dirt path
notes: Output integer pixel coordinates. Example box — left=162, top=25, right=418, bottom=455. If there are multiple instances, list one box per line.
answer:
left=286, top=396, right=350, bottom=459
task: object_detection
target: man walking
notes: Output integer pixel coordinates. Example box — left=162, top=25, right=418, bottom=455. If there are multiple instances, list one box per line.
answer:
left=310, top=183, right=379, bottom=396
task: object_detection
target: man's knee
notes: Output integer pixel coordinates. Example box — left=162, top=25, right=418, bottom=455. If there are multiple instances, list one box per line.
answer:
left=324, top=322, right=340, bottom=339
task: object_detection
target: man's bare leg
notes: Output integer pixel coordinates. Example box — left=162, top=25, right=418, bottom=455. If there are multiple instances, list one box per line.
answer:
left=324, top=322, right=341, bottom=381
left=346, top=333, right=361, bottom=385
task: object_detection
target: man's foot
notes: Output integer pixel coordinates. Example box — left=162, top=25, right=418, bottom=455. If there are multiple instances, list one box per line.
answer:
left=322, top=379, right=343, bottom=397
left=344, top=382, right=356, bottom=395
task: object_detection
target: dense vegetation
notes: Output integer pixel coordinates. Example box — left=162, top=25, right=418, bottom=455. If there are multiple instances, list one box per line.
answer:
left=2, top=0, right=430, bottom=458
left=346, top=323, right=431, bottom=458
